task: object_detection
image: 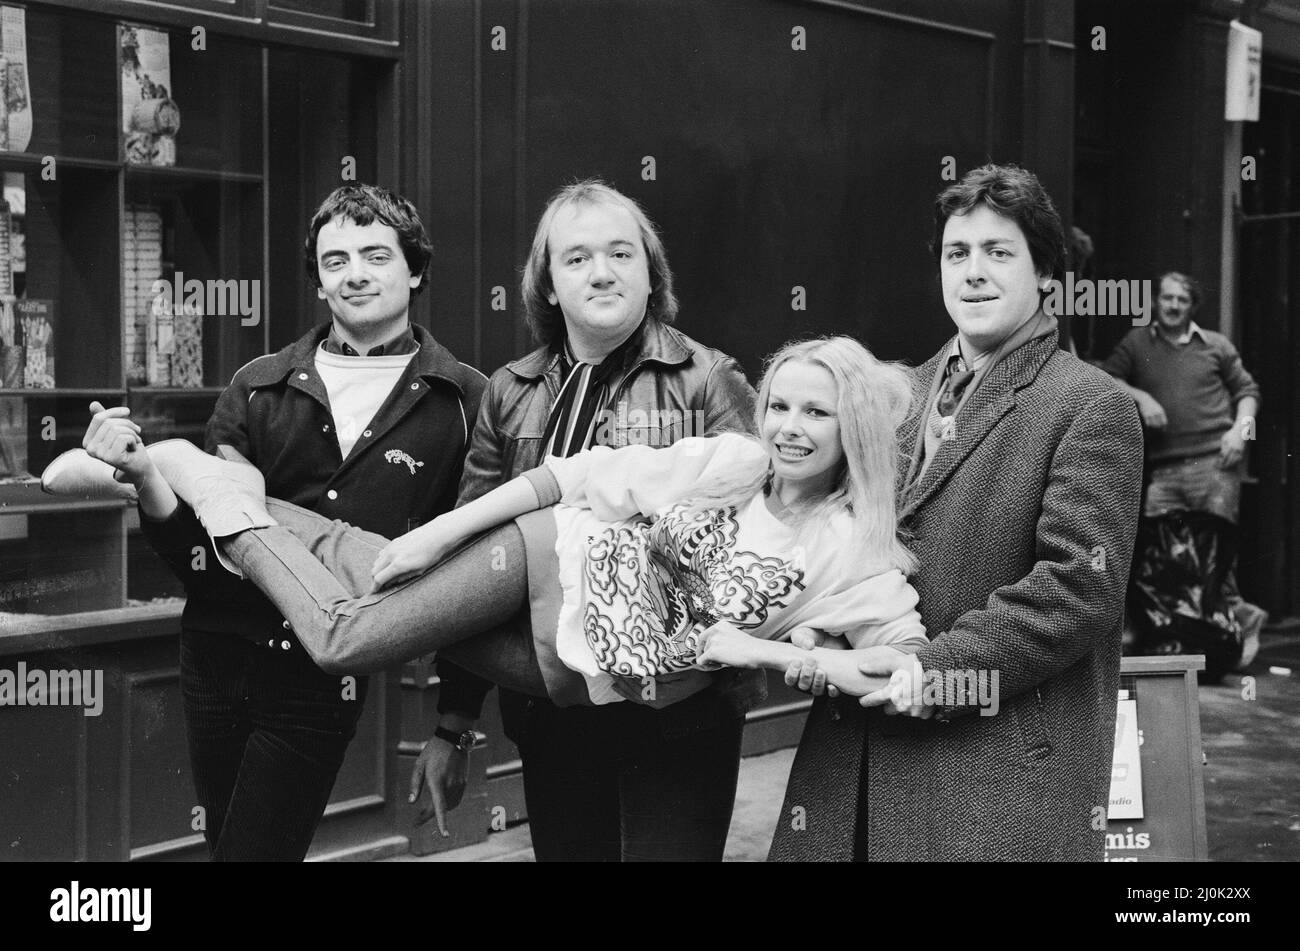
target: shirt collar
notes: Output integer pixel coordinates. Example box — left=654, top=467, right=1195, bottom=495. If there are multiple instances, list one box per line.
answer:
left=323, top=323, right=419, bottom=357
left=1148, top=320, right=1206, bottom=346
left=941, top=310, right=1054, bottom=397
left=949, top=337, right=994, bottom=375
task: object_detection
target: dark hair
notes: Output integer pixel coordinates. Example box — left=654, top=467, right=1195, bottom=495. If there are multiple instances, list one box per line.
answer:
left=303, top=184, right=434, bottom=296
left=930, top=164, right=1066, bottom=282
left=1157, top=271, right=1202, bottom=311
left=521, top=179, right=679, bottom=345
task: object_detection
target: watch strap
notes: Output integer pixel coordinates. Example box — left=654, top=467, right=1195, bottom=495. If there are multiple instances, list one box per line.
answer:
left=434, top=725, right=473, bottom=752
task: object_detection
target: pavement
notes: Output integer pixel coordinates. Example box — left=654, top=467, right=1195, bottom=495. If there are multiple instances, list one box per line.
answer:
left=383, top=625, right=1300, bottom=862
left=1198, top=624, right=1300, bottom=861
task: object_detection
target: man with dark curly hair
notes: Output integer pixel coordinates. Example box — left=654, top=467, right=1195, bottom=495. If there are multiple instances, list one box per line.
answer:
left=774, top=165, right=1144, bottom=861
left=83, top=184, right=485, bottom=860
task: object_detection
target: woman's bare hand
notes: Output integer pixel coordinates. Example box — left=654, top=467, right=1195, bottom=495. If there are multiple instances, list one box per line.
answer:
left=371, top=517, right=461, bottom=591
left=83, top=401, right=154, bottom=487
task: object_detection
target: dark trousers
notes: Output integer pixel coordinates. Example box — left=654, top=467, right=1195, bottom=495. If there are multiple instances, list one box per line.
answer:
left=503, top=693, right=744, bottom=862
left=179, top=628, right=368, bottom=861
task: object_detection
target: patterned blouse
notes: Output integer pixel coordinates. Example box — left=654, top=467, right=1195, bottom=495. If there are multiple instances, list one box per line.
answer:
left=527, top=434, right=926, bottom=703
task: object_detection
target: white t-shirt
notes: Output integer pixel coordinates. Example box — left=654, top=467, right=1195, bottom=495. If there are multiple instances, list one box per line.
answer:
left=314, top=345, right=416, bottom=458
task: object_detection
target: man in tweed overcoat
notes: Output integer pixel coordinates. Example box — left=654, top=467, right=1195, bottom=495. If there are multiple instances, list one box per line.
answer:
left=770, top=165, right=1144, bottom=861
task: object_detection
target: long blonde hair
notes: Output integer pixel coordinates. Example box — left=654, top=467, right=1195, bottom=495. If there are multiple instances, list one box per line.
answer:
left=687, top=336, right=916, bottom=574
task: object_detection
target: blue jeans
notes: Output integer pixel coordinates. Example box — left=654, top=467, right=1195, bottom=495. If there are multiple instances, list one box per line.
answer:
left=180, top=628, right=368, bottom=861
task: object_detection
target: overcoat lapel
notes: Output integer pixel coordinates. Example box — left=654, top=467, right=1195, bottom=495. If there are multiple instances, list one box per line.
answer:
left=897, top=348, right=944, bottom=495
left=899, top=335, right=1058, bottom=520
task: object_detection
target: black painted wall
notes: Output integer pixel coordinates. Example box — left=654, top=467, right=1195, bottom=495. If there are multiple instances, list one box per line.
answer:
left=403, top=0, right=1074, bottom=381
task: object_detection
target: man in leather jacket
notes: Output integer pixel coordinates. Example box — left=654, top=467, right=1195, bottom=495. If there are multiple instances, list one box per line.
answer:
left=411, top=180, right=763, bottom=861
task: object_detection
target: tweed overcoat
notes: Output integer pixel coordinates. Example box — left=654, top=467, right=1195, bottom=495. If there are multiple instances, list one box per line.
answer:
left=769, top=332, right=1144, bottom=861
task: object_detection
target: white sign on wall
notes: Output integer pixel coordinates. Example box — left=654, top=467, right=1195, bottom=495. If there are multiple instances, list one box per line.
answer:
left=1225, top=19, right=1262, bottom=122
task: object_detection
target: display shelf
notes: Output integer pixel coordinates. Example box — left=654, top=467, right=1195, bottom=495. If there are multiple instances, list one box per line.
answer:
left=20, top=164, right=123, bottom=389
left=122, top=164, right=264, bottom=184
left=0, top=4, right=383, bottom=626
left=0, top=388, right=126, bottom=397
left=271, top=0, right=376, bottom=26
left=122, top=174, right=265, bottom=388
left=0, top=599, right=182, bottom=656
left=128, top=386, right=225, bottom=396
left=1, top=0, right=403, bottom=868
left=0, top=156, right=264, bottom=183
left=0, top=153, right=125, bottom=172
left=30, top=0, right=401, bottom=59
left=0, top=496, right=126, bottom=617
left=24, top=5, right=121, bottom=163
left=0, top=481, right=129, bottom=514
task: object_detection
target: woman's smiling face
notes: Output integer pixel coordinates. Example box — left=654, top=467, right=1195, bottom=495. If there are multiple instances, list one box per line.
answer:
left=762, top=360, right=844, bottom=501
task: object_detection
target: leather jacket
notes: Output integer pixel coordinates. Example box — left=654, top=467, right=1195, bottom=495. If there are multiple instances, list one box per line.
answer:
left=458, top=319, right=758, bottom=504
left=440, top=318, right=769, bottom=734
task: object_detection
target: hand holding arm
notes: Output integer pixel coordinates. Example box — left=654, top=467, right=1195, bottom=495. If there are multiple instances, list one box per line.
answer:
left=697, top=621, right=892, bottom=698
left=784, top=627, right=839, bottom=697
left=857, top=646, right=933, bottom=717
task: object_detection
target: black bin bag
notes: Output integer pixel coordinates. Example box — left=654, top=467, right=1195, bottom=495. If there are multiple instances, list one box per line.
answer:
left=1126, top=510, right=1242, bottom=682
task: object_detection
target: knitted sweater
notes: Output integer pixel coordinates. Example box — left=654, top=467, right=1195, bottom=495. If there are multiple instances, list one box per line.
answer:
left=1102, top=325, right=1260, bottom=461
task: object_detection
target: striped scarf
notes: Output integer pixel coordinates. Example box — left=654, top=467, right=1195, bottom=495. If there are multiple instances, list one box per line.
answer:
left=541, top=323, right=644, bottom=458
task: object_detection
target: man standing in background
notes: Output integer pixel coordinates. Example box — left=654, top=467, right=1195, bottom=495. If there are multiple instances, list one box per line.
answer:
left=1102, top=271, right=1264, bottom=667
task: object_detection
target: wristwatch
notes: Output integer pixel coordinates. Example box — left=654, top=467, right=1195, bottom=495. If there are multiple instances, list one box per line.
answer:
left=433, top=725, right=476, bottom=753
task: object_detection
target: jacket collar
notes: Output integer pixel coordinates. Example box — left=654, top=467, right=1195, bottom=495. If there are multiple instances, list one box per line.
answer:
left=323, top=323, right=418, bottom=356
left=898, top=331, right=1060, bottom=518
left=238, top=321, right=471, bottom=395
left=505, top=318, right=693, bottom=381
